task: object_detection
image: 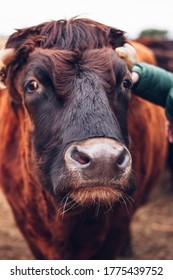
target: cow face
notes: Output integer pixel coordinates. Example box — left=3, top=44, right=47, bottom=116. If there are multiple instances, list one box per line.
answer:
left=9, top=46, right=134, bottom=211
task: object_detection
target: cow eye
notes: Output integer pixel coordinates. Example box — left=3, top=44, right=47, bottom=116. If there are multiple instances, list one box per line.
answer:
left=123, top=79, right=132, bottom=90
left=25, top=80, right=39, bottom=92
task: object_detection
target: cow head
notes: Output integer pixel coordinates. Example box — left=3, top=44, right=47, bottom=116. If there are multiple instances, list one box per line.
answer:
left=0, top=18, right=135, bottom=212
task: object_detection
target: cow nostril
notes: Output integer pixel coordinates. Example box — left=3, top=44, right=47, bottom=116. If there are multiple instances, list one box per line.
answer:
left=117, top=149, right=130, bottom=169
left=71, top=147, right=91, bottom=165
left=117, top=153, right=125, bottom=166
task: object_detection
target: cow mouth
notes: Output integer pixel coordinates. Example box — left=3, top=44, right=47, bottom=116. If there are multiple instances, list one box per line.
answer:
left=71, top=185, right=122, bottom=206
left=57, top=182, right=135, bottom=216
left=69, top=172, right=134, bottom=205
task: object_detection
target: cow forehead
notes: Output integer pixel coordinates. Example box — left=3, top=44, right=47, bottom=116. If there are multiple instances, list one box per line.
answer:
left=25, top=47, right=129, bottom=78
left=12, top=46, right=130, bottom=103
left=28, top=47, right=114, bottom=64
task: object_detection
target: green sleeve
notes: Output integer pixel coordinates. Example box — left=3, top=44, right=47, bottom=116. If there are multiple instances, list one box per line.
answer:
left=132, top=62, right=173, bottom=107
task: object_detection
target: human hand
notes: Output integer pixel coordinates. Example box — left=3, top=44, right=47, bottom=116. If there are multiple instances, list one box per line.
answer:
left=165, top=120, right=173, bottom=143
left=131, top=71, right=140, bottom=84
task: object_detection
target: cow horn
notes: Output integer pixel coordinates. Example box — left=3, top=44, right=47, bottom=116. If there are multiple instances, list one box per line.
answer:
left=0, top=48, right=15, bottom=90
left=115, top=43, right=137, bottom=69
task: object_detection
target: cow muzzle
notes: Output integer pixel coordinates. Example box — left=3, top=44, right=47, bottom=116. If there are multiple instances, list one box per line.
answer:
left=64, top=138, right=133, bottom=206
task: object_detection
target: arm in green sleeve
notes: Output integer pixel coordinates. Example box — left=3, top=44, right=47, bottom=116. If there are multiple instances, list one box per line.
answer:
left=132, top=62, right=173, bottom=107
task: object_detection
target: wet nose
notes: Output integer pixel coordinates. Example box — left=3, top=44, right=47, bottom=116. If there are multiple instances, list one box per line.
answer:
left=64, top=138, right=132, bottom=178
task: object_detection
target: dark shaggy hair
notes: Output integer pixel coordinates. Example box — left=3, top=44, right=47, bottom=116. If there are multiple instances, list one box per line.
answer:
left=5, top=17, right=127, bottom=103
left=6, top=17, right=126, bottom=51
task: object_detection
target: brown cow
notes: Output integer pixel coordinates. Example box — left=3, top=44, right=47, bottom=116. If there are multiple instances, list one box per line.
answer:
left=135, top=37, right=173, bottom=71
left=0, top=18, right=167, bottom=259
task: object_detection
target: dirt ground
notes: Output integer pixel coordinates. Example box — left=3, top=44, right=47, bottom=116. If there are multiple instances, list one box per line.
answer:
left=0, top=167, right=173, bottom=260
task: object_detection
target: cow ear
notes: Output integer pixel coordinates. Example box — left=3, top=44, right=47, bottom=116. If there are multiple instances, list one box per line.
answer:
left=115, top=43, right=137, bottom=69
left=0, top=48, right=15, bottom=90
left=108, top=28, right=126, bottom=48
